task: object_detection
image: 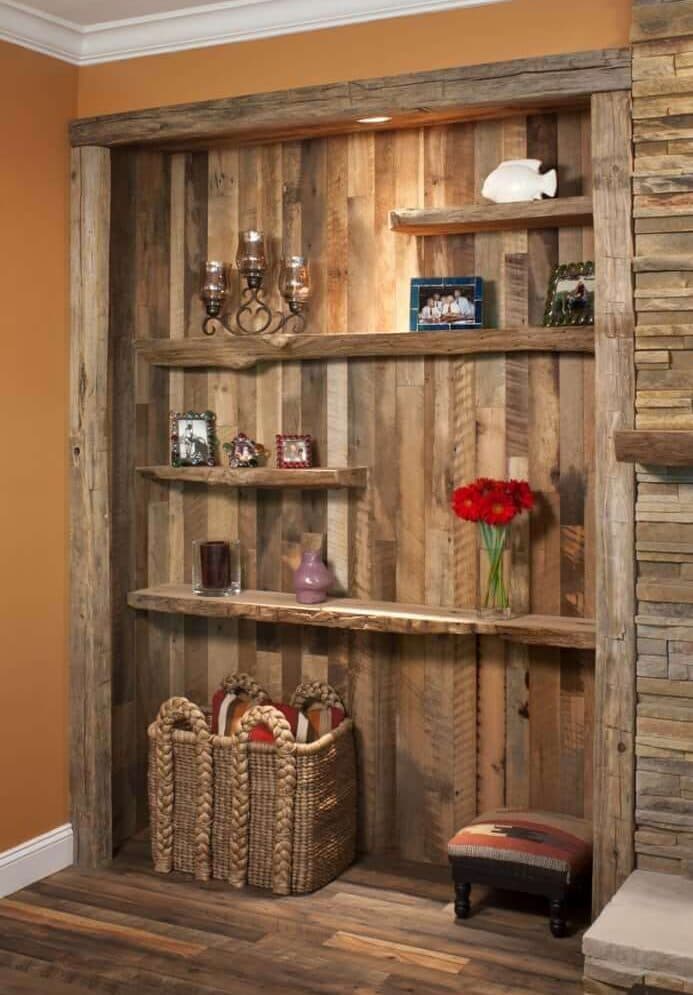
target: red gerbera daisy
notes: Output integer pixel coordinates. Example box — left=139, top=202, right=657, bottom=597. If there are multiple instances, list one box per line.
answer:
left=452, top=483, right=483, bottom=522
left=507, top=479, right=535, bottom=512
left=480, top=491, right=517, bottom=526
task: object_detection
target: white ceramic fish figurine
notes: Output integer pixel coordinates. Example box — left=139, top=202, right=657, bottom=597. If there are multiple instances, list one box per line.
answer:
left=481, top=159, right=557, bottom=204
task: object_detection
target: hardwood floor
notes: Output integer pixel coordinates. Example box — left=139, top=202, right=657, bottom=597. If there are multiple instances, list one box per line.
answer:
left=0, top=837, right=587, bottom=994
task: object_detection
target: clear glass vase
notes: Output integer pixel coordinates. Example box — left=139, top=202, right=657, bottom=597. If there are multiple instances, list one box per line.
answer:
left=479, top=523, right=511, bottom=617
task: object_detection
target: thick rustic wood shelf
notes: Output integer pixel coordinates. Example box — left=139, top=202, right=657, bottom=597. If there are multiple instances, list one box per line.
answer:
left=389, top=195, right=593, bottom=235
left=615, top=430, right=693, bottom=467
left=482, top=615, right=596, bottom=650
left=127, top=585, right=596, bottom=648
left=137, top=465, right=368, bottom=489
left=135, top=327, right=595, bottom=369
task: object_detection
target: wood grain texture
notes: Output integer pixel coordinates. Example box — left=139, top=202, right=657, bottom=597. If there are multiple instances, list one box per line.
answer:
left=137, top=150, right=174, bottom=831
left=109, top=111, right=596, bottom=867
left=110, top=148, right=138, bottom=847
left=70, top=48, right=630, bottom=147
left=630, top=5, right=693, bottom=880
left=70, top=146, right=112, bottom=868
left=0, top=838, right=588, bottom=995
left=591, top=90, right=637, bottom=915
left=390, top=195, right=593, bottom=235
left=632, top=0, right=693, bottom=43
left=615, top=429, right=693, bottom=465
left=136, top=466, right=368, bottom=488
left=128, top=583, right=596, bottom=646
left=135, top=327, right=596, bottom=367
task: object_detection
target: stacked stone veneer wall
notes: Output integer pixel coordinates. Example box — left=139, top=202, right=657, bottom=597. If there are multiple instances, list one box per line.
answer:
left=632, top=0, right=693, bottom=877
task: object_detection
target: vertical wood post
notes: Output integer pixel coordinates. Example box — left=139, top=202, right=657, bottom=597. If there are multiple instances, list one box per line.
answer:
left=591, top=90, right=636, bottom=914
left=70, top=146, right=113, bottom=867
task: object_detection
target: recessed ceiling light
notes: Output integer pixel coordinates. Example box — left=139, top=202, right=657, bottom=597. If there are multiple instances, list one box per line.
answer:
left=357, top=116, right=392, bottom=125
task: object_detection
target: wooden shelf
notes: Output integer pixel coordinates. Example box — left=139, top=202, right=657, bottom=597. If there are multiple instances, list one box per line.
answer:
left=137, top=465, right=368, bottom=489
left=127, top=584, right=596, bottom=649
left=389, top=195, right=593, bottom=235
left=135, top=327, right=595, bottom=369
left=615, top=430, right=693, bottom=467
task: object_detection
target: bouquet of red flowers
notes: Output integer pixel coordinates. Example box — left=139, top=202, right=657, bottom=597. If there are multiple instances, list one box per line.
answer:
left=451, top=478, right=534, bottom=612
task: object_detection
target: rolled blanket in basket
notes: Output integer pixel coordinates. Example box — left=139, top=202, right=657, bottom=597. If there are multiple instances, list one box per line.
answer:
left=249, top=702, right=345, bottom=744
left=212, top=689, right=254, bottom=736
left=301, top=703, right=346, bottom=742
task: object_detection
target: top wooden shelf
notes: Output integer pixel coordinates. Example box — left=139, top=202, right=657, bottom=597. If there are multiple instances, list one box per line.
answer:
left=389, top=196, right=593, bottom=236
left=615, top=430, right=693, bottom=467
left=128, top=584, right=596, bottom=650
left=136, top=327, right=595, bottom=369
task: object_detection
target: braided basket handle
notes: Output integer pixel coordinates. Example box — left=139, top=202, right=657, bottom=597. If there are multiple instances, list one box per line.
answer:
left=153, top=696, right=213, bottom=882
left=220, top=672, right=270, bottom=702
left=228, top=705, right=297, bottom=896
left=291, top=679, right=345, bottom=713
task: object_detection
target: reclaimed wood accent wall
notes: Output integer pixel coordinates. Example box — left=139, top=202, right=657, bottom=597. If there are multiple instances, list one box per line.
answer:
left=112, top=111, right=596, bottom=862
left=631, top=0, right=693, bottom=876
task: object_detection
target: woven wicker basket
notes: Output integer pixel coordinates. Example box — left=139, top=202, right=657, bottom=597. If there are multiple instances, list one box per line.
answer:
left=148, top=675, right=357, bottom=895
left=147, top=672, right=268, bottom=881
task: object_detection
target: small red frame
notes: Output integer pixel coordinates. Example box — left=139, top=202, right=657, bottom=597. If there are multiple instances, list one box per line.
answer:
left=276, top=433, right=313, bottom=468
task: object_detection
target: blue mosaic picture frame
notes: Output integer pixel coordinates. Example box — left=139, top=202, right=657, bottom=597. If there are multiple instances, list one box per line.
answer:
left=409, top=277, right=484, bottom=331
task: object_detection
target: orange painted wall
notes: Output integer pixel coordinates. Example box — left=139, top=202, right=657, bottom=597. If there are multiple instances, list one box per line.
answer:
left=0, top=0, right=631, bottom=854
left=0, top=41, right=77, bottom=851
left=77, top=0, right=632, bottom=118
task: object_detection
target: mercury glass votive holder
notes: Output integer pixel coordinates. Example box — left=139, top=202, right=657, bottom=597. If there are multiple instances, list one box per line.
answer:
left=236, top=230, right=267, bottom=287
left=279, top=256, right=311, bottom=310
left=200, top=261, right=228, bottom=316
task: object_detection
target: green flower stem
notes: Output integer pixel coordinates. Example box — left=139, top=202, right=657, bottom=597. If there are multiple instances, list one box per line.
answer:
left=480, top=523, right=509, bottom=611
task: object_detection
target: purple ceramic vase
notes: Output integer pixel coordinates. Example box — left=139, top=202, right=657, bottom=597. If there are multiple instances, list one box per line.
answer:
left=294, top=551, right=332, bottom=604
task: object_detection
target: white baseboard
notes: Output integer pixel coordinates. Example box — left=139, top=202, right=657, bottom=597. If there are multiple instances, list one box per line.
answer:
left=0, top=824, right=74, bottom=898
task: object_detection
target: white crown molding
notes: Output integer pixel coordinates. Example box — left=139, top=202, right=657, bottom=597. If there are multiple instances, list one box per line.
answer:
left=0, top=1, right=81, bottom=61
left=0, top=0, right=506, bottom=66
left=0, top=824, right=73, bottom=898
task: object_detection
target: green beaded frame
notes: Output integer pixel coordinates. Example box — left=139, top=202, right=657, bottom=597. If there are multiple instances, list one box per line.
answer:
left=170, top=410, right=218, bottom=467
left=543, top=261, right=595, bottom=327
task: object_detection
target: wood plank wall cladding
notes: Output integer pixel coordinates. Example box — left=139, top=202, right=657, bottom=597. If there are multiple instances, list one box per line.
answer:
left=113, top=111, right=596, bottom=863
left=631, top=0, right=693, bottom=878
left=71, top=146, right=113, bottom=867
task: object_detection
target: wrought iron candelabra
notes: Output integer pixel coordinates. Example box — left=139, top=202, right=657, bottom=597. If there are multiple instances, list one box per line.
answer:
left=200, top=230, right=311, bottom=337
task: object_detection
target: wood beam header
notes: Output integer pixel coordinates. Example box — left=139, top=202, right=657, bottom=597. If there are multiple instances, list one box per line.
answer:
left=70, top=47, right=630, bottom=149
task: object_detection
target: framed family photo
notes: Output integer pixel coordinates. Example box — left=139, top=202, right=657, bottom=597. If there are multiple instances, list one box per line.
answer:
left=171, top=410, right=218, bottom=467
left=410, top=277, right=483, bottom=331
left=543, top=261, right=595, bottom=327
left=276, top=433, right=313, bottom=468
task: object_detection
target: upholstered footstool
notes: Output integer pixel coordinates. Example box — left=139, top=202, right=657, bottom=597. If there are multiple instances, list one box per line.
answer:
left=448, top=809, right=593, bottom=937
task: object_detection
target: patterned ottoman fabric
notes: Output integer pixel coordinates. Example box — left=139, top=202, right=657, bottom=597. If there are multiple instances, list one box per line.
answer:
left=448, top=809, right=593, bottom=884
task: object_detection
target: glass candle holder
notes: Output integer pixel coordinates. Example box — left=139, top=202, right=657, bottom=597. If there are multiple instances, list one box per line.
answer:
left=192, top=539, right=241, bottom=596
left=236, top=230, right=267, bottom=288
left=279, top=256, right=311, bottom=312
left=200, top=261, right=228, bottom=317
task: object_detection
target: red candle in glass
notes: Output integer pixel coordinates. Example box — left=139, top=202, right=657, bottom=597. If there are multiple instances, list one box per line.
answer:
left=199, top=541, right=231, bottom=590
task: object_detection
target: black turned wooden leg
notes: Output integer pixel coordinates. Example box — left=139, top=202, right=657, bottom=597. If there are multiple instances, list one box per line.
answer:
left=549, top=897, right=566, bottom=938
left=454, top=882, right=471, bottom=920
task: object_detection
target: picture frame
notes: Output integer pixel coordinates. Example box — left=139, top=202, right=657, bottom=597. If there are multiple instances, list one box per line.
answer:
left=410, top=277, right=483, bottom=331
left=276, top=433, right=313, bottom=468
left=223, top=432, right=267, bottom=468
left=170, top=410, right=218, bottom=467
left=543, top=261, right=595, bottom=327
